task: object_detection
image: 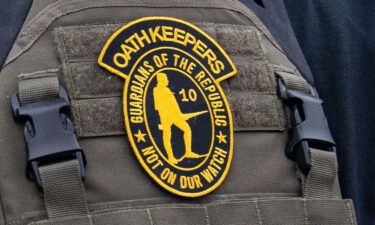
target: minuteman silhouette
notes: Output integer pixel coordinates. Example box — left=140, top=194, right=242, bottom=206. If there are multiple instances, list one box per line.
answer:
left=153, top=72, right=208, bottom=165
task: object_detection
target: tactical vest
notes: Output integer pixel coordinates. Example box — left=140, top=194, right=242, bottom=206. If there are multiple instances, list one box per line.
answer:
left=0, top=0, right=357, bottom=224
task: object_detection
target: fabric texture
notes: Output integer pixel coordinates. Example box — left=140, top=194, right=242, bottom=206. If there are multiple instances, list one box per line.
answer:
left=0, top=0, right=360, bottom=225
left=276, top=70, right=310, bottom=94
left=54, top=22, right=286, bottom=136
left=301, top=149, right=338, bottom=199
left=0, top=3, right=303, bottom=223
left=0, top=0, right=32, bottom=69
left=39, top=160, right=88, bottom=219
left=18, top=71, right=60, bottom=105
left=283, top=1, right=375, bottom=224
left=274, top=71, right=339, bottom=199
left=239, top=0, right=314, bottom=84
left=29, top=198, right=357, bottom=225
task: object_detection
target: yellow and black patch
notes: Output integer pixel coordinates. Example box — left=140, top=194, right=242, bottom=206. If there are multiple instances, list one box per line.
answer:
left=98, top=17, right=237, bottom=197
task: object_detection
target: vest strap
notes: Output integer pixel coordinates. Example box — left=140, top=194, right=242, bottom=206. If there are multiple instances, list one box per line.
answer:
left=40, top=160, right=89, bottom=218
left=276, top=71, right=338, bottom=199
left=18, top=73, right=60, bottom=105
left=299, top=148, right=338, bottom=199
left=11, top=73, right=88, bottom=219
left=276, top=71, right=310, bottom=93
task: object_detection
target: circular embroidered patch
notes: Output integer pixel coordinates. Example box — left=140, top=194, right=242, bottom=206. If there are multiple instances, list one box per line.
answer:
left=98, top=17, right=237, bottom=197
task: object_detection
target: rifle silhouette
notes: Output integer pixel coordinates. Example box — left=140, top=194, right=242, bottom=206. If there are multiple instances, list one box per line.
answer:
left=158, top=110, right=208, bottom=130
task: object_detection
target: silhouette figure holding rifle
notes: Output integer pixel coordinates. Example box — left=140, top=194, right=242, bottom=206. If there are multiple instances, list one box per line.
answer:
left=153, top=72, right=207, bottom=164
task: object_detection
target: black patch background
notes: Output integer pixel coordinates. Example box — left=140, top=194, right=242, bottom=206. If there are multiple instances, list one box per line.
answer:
left=145, top=69, right=213, bottom=169
left=126, top=47, right=231, bottom=194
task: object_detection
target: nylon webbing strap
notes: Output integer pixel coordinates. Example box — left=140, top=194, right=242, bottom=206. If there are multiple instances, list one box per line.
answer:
left=18, top=74, right=59, bottom=105
left=276, top=71, right=339, bottom=199
left=17, top=74, right=89, bottom=219
left=300, top=148, right=338, bottom=199
left=276, top=70, right=310, bottom=94
left=29, top=198, right=357, bottom=225
left=39, top=160, right=89, bottom=218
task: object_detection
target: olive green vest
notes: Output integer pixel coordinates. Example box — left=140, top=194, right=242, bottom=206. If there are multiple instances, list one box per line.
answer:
left=0, top=0, right=357, bottom=224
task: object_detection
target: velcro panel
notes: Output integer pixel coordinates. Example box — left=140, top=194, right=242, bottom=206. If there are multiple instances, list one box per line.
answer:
left=70, top=92, right=284, bottom=137
left=227, top=93, right=284, bottom=131
left=54, top=25, right=118, bottom=62
left=54, top=22, right=285, bottom=137
left=71, top=98, right=124, bottom=137
left=28, top=199, right=357, bottom=225
left=65, top=62, right=124, bottom=99
left=213, top=24, right=264, bottom=59
left=230, top=57, right=274, bottom=92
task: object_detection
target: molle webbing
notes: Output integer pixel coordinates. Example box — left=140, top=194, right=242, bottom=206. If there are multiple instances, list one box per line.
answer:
left=53, top=22, right=286, bottom=137
left=18, top=72, right=60, bottom=105
left=302, top=149, right=338, bottom=199
left=276, top=70, right=310, bottom=94
left=15, top=74, right=89, bottom=221
left=18, top=70, right=352, bottom=225
left=28, top=198, right=356, bottom=225
left=276, top=71, right=340, bottom=199
left=40, top=160, right=89, bottom=219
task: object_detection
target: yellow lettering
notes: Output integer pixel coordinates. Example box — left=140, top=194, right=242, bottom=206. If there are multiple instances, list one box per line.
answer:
left=200, top=169, right=214, bottom=183
left=113, top=53, right=128, bottom=68
left=160, top=168, right=177, bottom=185
left=141, top=146, right=164, bottom=169
left=195, top=71, right=205, bottom=81
left=192, top=39, right=207, bottom=57
left=149, top=26, right=164, bottom=42
left=130, top=116, right=143, bottom=123
left=162, top=26, right=174, bottom=41
left=174, top=28, right=186, bottom=45
left=183, top=32, right=196, bottom=46
left=179, top=175, right=203, bottom=189
left=134, top=29, right=152, bottom=48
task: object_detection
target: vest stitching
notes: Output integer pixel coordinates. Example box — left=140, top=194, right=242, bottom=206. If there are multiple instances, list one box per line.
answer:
left=254, top=199, right=263, bottom=225
left=7, top=220, right=23, bottom=225
left=23, top=0, right=248, bottom=34
left=345, top=200, right=355, bottom=225
left=57, top=27, right=84, bottom=136
left=203, top=205, right=211, bottom=225
left=7, top=199, right=354, bottom=225
left=19, top=20, right=259, bottom=36
left=6, top=0, right=283, bottom=66
left=18, top=68, right=59, bottom=78
left=327, top=152, right=337, bottom=199
left=146, top=209, right=154, bottom=225
left=303, top=199, right=309, bottom=225
left=87, top=214, right=93, bottom=225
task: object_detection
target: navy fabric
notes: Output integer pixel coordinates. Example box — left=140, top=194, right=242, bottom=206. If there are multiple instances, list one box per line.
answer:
left=0, top=0, right=32, bottom=69
left=0, top=0, right=374, bottom=224
left=239, top=0, right=314, bottom=84
left=283, top=1, right=375, bottom=225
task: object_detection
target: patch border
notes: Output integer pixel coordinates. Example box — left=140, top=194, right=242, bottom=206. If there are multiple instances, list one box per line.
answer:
left=98, top=16, right=237, bottom=82
left=98, top=16, right=236, bottom=197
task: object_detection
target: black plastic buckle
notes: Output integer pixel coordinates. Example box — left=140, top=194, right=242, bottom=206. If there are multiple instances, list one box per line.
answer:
left=278, top=79, right=336, bottom=174
left=11, top=87, right=86, bottom=188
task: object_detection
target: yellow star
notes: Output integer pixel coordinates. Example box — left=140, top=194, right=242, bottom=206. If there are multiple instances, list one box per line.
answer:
left=134, top=130, right=146, bottom=143
left=216, top=131, right=227, bottom=144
